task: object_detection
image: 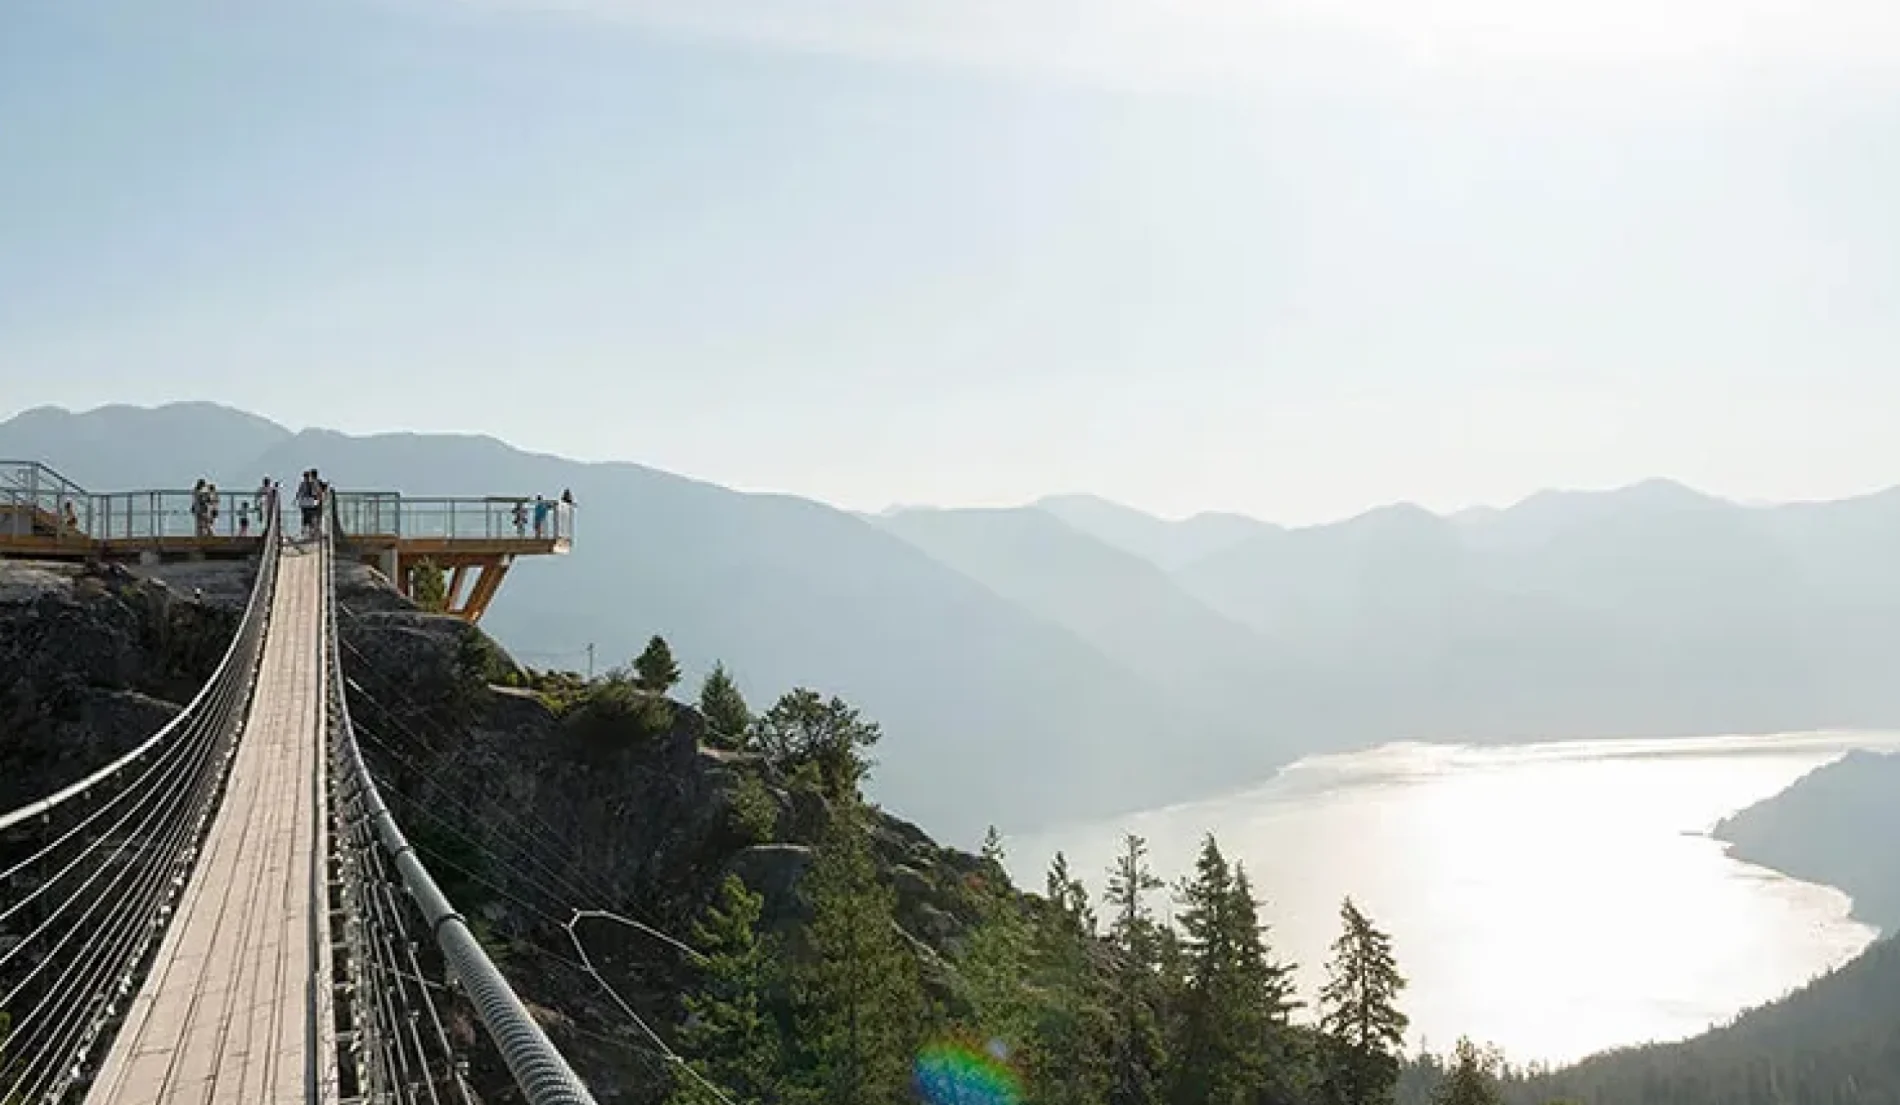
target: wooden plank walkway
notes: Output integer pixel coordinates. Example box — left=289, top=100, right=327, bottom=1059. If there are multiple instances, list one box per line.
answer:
left=85, top=545, right=335, bottom=1105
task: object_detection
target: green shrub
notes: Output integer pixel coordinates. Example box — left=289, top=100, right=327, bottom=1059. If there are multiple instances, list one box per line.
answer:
left=567, top=680, right=674, bottom=750
left=729, top=772, right=780, bottom=844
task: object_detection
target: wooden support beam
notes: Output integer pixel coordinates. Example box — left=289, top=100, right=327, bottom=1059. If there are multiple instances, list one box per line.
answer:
left=460, top=556, right=513, bottom=624
left=445, top=564, right=469, bottom=613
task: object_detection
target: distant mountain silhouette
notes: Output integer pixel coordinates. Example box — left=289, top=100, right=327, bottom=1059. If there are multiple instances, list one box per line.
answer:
left=1173, top=482, right=1900, bottom=744
left=873, top=506, right=1318, bottom=755
left=1033, top=493, right=1279, bottom=570
left=0, top=402, right=291, bottom=490
left=12, top=402, right=1900, bottom=842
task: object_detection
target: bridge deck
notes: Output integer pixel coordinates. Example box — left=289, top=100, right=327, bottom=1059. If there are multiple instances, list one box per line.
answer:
left=86, top=545, right=334, bottom=1105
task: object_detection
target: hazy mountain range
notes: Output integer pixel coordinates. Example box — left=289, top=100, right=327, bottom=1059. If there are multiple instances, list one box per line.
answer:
left=10, top=401, right=1900, bottom=845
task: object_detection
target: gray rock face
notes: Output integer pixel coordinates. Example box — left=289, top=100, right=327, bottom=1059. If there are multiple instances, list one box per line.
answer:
left=327, top=563, right=1016, bottom=1096
left=0, top=559, right=247, bottom=808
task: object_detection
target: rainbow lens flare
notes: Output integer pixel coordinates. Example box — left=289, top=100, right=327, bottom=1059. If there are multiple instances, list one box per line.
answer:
left=913, top=1038, right=1024, bottom=1105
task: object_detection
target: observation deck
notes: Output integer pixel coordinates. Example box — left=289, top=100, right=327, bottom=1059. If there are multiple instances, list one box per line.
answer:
left=0, top=460, right=572, bottom=623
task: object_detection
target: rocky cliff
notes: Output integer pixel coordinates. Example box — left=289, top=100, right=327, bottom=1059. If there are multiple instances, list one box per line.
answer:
left=0, top=559, right=250, bottom=809
left=331, top=559, right=1001, bottom=1099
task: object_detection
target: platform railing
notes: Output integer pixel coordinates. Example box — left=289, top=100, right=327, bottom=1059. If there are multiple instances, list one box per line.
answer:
left=2, top=468, right=573, bottom=550
left=0, top=460, right=93, bottom=541
left=332, top=492, right=574, bottom=546
left=82, top=489, right=271, bottom=542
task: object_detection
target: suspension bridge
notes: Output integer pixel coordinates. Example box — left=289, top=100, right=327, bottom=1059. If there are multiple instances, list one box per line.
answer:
left=0, top=474, right=596, bottom=1104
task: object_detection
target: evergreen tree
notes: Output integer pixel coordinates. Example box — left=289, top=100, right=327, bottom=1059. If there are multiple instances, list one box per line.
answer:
left=955, top=830, right=1038, bottom=1057
left=788, top=806, right=923, bottom=1105
left=409, top=560, right=448, bottom=612
left=633, top=634, right=682, bottom=693
left=1169, top=837, right=1298, bottom=1105
left=981, top=825, right=1007, bottom=869
left=1025, top=851, right=1111, bottom=1105
left=1103, top=833, right=1169, bottom=1105
left=1228, top=865, right=1306, bottom=1103
left=750, top=689, right=882, bottom=800
left=1318, top=897, right=1410, bottom=1105
left=1227, top=867, right=1298, bottom=1024
left=698, top=661, right=752, bottom=746
left=666, top=875, right=783, bottom=1105
left=1431, top=1039, right=1504, bottom=1105
left=1045, top=851, right=1096, bottom=934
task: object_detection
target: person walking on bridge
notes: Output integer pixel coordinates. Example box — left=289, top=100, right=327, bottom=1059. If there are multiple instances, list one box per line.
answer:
left=191, top=479, right=212, bottom=538
left=295, top=470, right=320, bottom=541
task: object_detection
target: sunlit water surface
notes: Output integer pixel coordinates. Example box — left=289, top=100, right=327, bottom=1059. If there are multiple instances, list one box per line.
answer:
left=1006, top=731, right=1900, bottom=1066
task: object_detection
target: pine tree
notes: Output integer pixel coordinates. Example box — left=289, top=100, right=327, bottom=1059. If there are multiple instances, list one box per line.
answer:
left=1227, top=867, right=1298, bottom=1024
left=409, top=560, right=448, bottom=612
left=750, top=689, right=882, bottom=800
left=1027, top=852, right=1111, bottom=1105
left=1227, top=865, right=1305, bottom=1104
left=633, top=634, right=682, bottom=693
left=666, top=875, right=782, bottom=1105
left=1431, top=1039, right=1504, bottom=1105
left=1169, top=837, right=1297, bottom=1105
left=698, top=662, right=752, bottom=746
left=789, top=806, right=923, bottom=1105
left=1103, top=833, right=1169, bottom=1105
left=956, top=830, right=1038, bottom=1059
left=981, top=825, right=1006, bottom=868
left=1318, top=897, right=1410, bottom=1105
left=1045, top=851, right=1096, bottom=935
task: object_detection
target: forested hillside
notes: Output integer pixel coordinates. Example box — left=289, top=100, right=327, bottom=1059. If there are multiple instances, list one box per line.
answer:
left=1497, top=936, right=1900, bottom=1105
left=1390, top=747, right=1900, bottom=1105
left=1715, top=749, right=1900, bottom=933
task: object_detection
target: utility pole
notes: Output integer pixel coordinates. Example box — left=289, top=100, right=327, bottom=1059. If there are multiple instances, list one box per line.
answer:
left=585, top=642, right=595, bottom=681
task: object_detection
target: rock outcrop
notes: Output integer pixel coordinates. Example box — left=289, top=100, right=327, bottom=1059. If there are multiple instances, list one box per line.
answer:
left=0, top=559, right=250, bottom=808
left=332, top=562, right=1003, bottom=1100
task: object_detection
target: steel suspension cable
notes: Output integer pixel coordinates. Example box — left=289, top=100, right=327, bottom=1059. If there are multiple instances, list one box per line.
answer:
left=0, top=499, right=283, bottom=1103
left=321, top=515, right=599, bottom=1105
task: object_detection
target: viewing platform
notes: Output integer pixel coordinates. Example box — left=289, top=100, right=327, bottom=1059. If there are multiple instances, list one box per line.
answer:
left=0, top=460, right=571, bottom=622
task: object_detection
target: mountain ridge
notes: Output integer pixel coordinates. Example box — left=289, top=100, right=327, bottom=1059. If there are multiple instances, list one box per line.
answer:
left=14, top=401, right=1900, bottom=847
left=13, top=400, right=1895, bottom=530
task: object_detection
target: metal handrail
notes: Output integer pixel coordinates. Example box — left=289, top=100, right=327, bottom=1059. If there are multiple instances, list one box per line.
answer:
left=0, top=459, right=91, bottom=497
left=0, top=492, right=284, bottom=832
left=320, top=508, right=599, bottom=1105
left=0, top=496, right=282, bottom=1102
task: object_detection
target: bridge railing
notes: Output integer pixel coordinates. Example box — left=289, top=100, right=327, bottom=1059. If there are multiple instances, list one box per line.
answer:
left=320, top=519, right=598, bottom=1104
left=0, top=493, right=282, bottom=1103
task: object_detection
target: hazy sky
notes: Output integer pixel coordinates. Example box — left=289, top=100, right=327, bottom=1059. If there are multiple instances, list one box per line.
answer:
left=3, top=0, right=1897, bottom=524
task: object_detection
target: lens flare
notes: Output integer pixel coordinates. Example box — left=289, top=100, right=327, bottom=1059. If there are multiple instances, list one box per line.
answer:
left=913, top=1038, right=1024, bottom=1105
